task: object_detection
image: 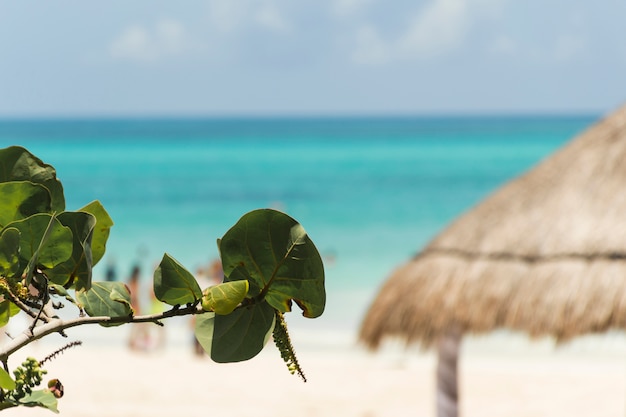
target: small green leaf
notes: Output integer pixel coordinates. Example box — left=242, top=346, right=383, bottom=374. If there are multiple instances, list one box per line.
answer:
left=0, top=227, right=20, bottom=277
left=201, top=280, right=249, bottom=315
left=49, top=284, right=78, bottom=307
left=76, top=281, right=132, bottom=326
left=0, top=300, right=20, bottom=328
left=7, top=213, right=73, bottom=271
left=0, top=181, right=52, bottom=228
left=0, top=367, right=16, bottom=390
left=194, top=300, right=276, bottom=363
left=19, top=389, right=59, bottom=413
left=219, top=209, right=326, bottom=318
left=49, top=284, right=70, bottom=297
left=0, top=401, right=18, bottom=411
left=46, top=211, right=96, bottom=290
left=0, top=146, right=65, bottom=212
left=79, top=200, right=113, bottom=267
left=153, top=253, right=202, bottom=306
left=109, top=285, right=132, bottom=307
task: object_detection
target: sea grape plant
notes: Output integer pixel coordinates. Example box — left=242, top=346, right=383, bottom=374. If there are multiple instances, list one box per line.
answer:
left=0, top=146, right=326, bottom=413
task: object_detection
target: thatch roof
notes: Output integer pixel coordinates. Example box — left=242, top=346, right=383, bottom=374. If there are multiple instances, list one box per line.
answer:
left=360, top=104, right=626, bottom=349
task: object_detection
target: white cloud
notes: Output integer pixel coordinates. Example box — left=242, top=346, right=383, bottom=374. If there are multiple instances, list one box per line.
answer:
left=397, top=0, right=469, bottom=58
left=207, top=0, right=247, bottom=33
left=487, top=32, right=587, bottom=64
left=255, top=4, right=292, bottom=33
left=351, top=25, right=389, bottom=65
left=554, top=33, right=586, bottom=62
left=206, top=0, right=292, bottom=35
left=331, top=0, right=372, bottom=17
left=156, top=20, right=186, bottom=52
left=489, top=35, right=516, bottom=56
left=349, top=0, right=505, bottom=65
left=109, top=25, right=154, bottom=62
left=109, top=19, right=191, bottom=63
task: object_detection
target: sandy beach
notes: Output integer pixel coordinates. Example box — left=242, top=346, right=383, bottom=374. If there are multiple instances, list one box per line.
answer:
left=6, top=327, right=626, bottom=417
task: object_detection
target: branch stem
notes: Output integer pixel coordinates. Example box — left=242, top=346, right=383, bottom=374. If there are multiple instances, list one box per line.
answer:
left=0, top=305, right=202, bottom=362
left=1, top=288, right=47, bottom=323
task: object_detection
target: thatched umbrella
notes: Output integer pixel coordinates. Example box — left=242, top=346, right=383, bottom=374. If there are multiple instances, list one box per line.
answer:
left=359, top=104, right=626, bottom=417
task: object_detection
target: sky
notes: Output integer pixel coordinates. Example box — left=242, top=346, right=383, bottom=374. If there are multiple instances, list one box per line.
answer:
left=0, top=0, right=625, bottom=117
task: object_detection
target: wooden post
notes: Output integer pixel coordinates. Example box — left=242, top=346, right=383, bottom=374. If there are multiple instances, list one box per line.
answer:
left=436, top=328, right=461, bottom=417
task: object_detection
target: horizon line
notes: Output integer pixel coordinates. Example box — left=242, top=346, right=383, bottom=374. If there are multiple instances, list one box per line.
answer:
left=0, top=110, right=603, bottom=122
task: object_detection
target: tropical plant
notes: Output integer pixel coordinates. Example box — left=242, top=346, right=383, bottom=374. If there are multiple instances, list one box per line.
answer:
left=0, top=146, right=326, bottom=413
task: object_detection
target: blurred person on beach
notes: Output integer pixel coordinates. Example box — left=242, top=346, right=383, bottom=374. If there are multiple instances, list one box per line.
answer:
left=127, top=264, right=151, bottom=351
left=147, top=288, right=166, bottom=351
left=148, top=260, right=167, bottom=351
left=209, top=258, right=224, bottom=283
left=104, top=258, right=117, bottom=282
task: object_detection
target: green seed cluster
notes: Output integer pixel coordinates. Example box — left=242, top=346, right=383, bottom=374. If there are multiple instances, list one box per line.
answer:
left=11, top=357, right=47, bottom=400
left=272, top=311, right=306, bottom=382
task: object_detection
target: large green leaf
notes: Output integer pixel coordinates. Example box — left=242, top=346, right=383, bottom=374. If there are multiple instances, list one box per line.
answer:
left=194, top=300, right=276, bottom=363
left=19, top=389, right=59, bottom=413
left=46, top=211, right=95, bottom=290
left=153, top=253, right=202, bottom=306
left=0, top=227, right=21, bottom=277
left=201, top=280, right=249, bottom=315
left=7, top=213, right=73, bottom=271
left=219, top=209, right=325, bottom=318
left=76, top=281, right=132, bottom=326
left=0, top=146, right=65, bottom=212
left=79, top=201, right=113, bottom=267
left=0, top=181, right=52, bottom=228
left=0, top=300, right=21, bottom=328
left=0, top=367, right=15, bottom=390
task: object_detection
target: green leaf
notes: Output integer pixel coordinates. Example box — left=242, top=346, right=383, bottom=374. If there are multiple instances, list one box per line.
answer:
left=0, top=401, right=17, bottom=411
left=219, top=209, right=326, bottom=318
left=0, top=181, right=52, bottom=228
left=49, top=284, right=79, bottom=309
left=0, top=227, right=21, bottom=277
left=46, top=211, right=96, bottom=290
left=153, top=253, right=202, bottom=306
left=0, top=146, right=65, bottom=212
left=76, top=281, right=132, bottom=326
left=109, top=285, right=131, bottom=306
left=49, top=284, right=70, bottom=298
left=0, top=300, right=20, bottom=328
left=79, top=200, right=113, bottom=267
left=194, top=300, right=276, bottom=363
left=7, top=213, right=73, bottom=271
left=0, top=367, right=15, bottom=390
left=201, top=280, right=249, bottom=315
left=19, top=389, right=59, bottom=413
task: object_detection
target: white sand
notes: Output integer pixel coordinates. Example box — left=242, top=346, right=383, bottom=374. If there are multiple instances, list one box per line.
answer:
left=6, top=330, right=626, bottom=417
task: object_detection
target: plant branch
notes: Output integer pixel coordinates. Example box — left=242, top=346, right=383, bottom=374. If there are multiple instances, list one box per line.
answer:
left=0, top=305, right=203, bottom=362
left=1, top=287, right=47, bottom=323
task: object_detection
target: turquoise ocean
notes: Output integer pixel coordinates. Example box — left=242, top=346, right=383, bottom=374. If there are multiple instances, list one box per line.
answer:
left=0, top=115, right=598, bottom=347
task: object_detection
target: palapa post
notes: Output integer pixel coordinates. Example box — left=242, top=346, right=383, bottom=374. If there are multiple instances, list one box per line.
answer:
left=437, top=328, right=461, bottom=417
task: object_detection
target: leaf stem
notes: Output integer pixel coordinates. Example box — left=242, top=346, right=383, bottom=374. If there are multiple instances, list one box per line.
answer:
left=258, top=237, right=300, bottom=300
left=25, top=212, right=57, bottom=287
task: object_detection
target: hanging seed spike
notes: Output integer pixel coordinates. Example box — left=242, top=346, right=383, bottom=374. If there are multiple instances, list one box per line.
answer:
left=39, top=341, right=83, bottom=366
left=272, top=311, right=306, bottom=382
